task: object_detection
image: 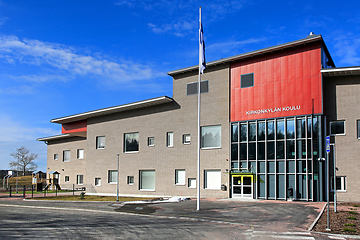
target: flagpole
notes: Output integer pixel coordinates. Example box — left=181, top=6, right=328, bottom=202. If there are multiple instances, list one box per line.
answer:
left=196, top=6, right=202, bottom=211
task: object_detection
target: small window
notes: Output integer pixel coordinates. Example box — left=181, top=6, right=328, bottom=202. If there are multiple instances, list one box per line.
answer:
left=77, top=175, right=83, bottom=185
left=186, top=80, right=209, bottom=95
left=77, top=149, right=84, bottom=159
left=330, top=121, right=345, bottom=135
left=124, top=132, right=139, bottom=152
left=63, top=150, right=70, bottom=162
left=357, top=120, right=360, bottom=139
left=96, top=136, right=105, bottom=149
left=241, top=73, right=254, bottom=88
left=95, top=178, right=101, bottom=186
left=331, top=176, right=346, bottom=191
left=175, top=170, right=185, bottom=185
left=65, top=176, right=69, bottom=182
left=127, top=176, right=134, bottom=185
left=167, top=132, right=174, bottom=147
left=108, top=170, right=118, bottom=184
left=201, top=125, right=221, bottom=149
left=183, top=134, right=191, bottom=144
left=140, top=170, right=155, bottom=191
left=204, top=170, right=221, bottom=190
left=188, top=178, right=196, bottom=188
left=148, top=137, right=155, bottom=147
left=54, top=154, right=58, bottom=161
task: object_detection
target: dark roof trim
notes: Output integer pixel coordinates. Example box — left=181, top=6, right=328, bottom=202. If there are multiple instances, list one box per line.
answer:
left=50, top=96, right=174, bottom=124
left=37, top=134, right=73, bottom=142
left=321, top=66, right=360, bottom=76
left=168, top=34, right=323, bottom=76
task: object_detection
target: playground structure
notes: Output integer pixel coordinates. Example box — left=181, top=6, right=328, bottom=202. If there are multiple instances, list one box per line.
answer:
left=32, top=171, right=49, bottom=191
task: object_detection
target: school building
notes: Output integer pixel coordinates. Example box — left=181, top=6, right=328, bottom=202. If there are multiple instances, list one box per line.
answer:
left=37, top=33, right=360, bottom=202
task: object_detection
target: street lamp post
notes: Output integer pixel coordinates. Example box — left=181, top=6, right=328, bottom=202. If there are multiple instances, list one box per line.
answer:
left=116, top=153, right=120, bottom=202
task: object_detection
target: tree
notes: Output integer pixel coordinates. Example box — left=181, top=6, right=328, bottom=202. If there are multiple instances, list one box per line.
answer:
left=9, top=147, right=38, bottom=175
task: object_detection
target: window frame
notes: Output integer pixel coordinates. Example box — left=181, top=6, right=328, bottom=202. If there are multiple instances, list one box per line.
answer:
left=54, top=154, right=58, bottom=161
left=188, top=178, right=196, bottom=188
left=127, top=176, right=134, bottom=185
left=139, top=170, right=155, bottom=191
left=240, top=73, right=254, bottom=88
left=183, top=134, right=191, bottom=144
left=204, top=170, right=221, bottom=190
left=329, top=120, right=345, bottom=135
left=76, top=175, right=83, bottom=185
left=186, top=80, right=209, bottom=95
left=124, top=132, right=139, bottom=153
left=201, top=125, right=221, bottom=149
left=167, top=132, right=174, bottom=147
left=357, top=120, right=360, bottom=139
left=77, top=149, right=84, bottom=159
left=331, top=176, right=346, bottom=192
left=96, top=136, right=106, bottom=149
left=175, top=169, right=186, bottom=185
left=64, top=176, right=69, bottom=182
left=95, top=178, right=101, bottom=186
left=108, top=170, right=118, bottom=184
left=148, top=137, right=155, bottom=147
left=63, top=150, right=70, bottom=162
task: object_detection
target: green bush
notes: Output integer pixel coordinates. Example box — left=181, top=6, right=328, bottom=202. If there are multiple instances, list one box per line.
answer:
left=348, top=211, right=358, bottom=215
left=347, top=216, right=356, bottom=220
left=345, top=223, right=356, bottom=227
left=343, top=227, right=356, bottom=232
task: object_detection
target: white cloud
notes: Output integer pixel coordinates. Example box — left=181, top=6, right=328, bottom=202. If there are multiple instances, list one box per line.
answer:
left=0, top=35, right=164, bottom=84
left=0, top=114, right=59, bottom=143
left=333, top=34, right=360, bottom=66
left=207, top=37, right=267, bottom=54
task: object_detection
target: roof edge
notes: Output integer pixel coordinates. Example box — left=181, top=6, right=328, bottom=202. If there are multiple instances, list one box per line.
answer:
left=168, top=34, right=323, bottom=76
left=37, top=134, right=73, bottom=142
left=51, top=95, right=174, bottom=124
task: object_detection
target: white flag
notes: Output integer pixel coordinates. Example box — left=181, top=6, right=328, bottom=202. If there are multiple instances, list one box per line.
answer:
left=199, top=23, right=206, bottom=74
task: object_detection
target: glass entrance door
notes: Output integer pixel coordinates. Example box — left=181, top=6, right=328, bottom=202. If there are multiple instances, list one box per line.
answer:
left=232, top=175, right=253, bottom=198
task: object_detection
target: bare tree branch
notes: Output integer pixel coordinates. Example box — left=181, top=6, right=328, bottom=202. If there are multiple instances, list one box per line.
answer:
left=9, top=146, right=38, bottom=175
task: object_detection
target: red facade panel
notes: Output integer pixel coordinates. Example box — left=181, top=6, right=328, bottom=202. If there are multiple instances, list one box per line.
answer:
left=62, top=120, right=87, bottom=134
left=230, top=42, right=322, bottom=122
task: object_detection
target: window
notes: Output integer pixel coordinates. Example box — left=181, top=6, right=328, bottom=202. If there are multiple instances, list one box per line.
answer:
left=95, top=178, right=101, bottom=186
left=65, top=176, right=69, bottom=182
left=77, top=175, right=83, bottom=185
left=183, top=134, right=191, bottom=144
left=332, top=176, right=346, bottom=191
left=357, top=120, right=360, bottom=139
left=63, top=150, right=70, bottom=162
left=108, top=170, right=118, bottom=184
left=175, top=170, right=185, bottom=185
left=241, top=73, right=254, bottom=88
left=77, top=149, right=84, bottom=159
left=201, top=125, right=221, bottom=148
left=204, top=170, right=221, bottom=190
left=96, top=136, right=105, bottom=149
left=148, top=137, right=155, bottom=146
left=188, top=178, right=196, bottom=188
left=124, top=132, right=139, bottom=152
left=330, top=121, right=345, bottom=135
left=167, top=132, right=174, bottom=147
left=127, top=176, right=134, bottom=185
left=140, top=170, right=155, bottom=191
left=54, top=154, right=58, bottom=160
left=186, top=80, right=209, bottom=95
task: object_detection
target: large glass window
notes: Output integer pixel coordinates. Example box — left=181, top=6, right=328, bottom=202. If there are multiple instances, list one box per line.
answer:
left=140, top=170, right=155, bottom=190
left=241, top=73, right=254, bottom=88
left=187, top=80, right=209, bottom=95
left=330, top=121, right=345, bottom=135
left=124, top=132, right=139, bottom=152
left=108, top=170, right=118, bottom=184
left=201, top=125, right=221, bottom=148
left=96, top=136, right=105, bottom=149
left=204, top=170, right=221, bottom=189
left=63, top=150, right=70, bottom=162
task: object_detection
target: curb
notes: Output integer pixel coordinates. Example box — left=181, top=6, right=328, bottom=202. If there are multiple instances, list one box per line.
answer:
left=308, top=202, right=327, bottom=231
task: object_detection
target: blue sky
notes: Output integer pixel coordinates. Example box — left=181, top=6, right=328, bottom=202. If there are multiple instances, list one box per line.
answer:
left=0, top=0, right=359, bottom=171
